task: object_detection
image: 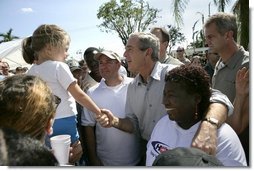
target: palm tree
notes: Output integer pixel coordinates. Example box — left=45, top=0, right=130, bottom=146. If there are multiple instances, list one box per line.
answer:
left=171, top=0, right=188, bottom=27
left=192, top=20, right=199, bottom=50
left=213, top=0, right=231, bottom=12
left=232, top=0, right=249, bottom=50
left=171, top=0, right=231, bottom=26
left=171, top=0, right=248, bottom=50
left=0, top=28, right=19, bottom=43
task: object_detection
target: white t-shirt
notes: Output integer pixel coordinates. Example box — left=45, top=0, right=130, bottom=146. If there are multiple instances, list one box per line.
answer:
left=81, top=76, right=141, bottom=166
left=146, top=115, right=247, bottom=166
left=27, top=60, right=77, bottom=119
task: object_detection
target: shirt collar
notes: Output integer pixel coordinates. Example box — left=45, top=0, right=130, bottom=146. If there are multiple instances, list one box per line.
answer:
left=98, top=75, right=128, bottom=88
left=134, top=61, right=163, bottom=86
left=225, top=46, right=249, bottom=69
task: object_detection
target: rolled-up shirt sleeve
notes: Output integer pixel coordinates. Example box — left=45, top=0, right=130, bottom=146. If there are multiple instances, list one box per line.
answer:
left=210, top=88, right=234, bottom=116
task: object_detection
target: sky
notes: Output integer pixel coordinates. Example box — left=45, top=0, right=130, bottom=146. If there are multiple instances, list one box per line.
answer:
left=0, top=0, right=239, bottom=61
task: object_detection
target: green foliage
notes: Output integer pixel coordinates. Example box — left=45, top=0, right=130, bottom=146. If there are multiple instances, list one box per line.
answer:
left=213, top=0, right=231, bottom=12
left=232, top=0, right=249, bottom=50
left=0, top=28, right=19, bottom=43
left=171, top=0, right=189, bottom=27
left=97, top=0, right=160, bottom=45
left=167, top=25, right=186, bottom=51
left=170, top=0, right=231, bottom=27
left=171, top=0, right=247, bottom=50
left=191, top=19, right=205, bottom=48
left=190, top=31, right=205, bottom=49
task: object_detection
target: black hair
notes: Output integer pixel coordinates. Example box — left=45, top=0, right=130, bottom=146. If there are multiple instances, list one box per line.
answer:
left=165, top=64, right=211, bottom=118
left=0, top=127, right=59, bottom=166
left=83, top=47, right=99, bottom=60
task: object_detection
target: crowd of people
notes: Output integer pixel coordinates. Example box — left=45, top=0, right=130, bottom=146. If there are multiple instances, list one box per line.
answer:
left=0, top=12, right=249, bottom=166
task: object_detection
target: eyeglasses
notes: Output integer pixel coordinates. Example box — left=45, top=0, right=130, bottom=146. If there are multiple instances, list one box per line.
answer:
left=176, top=50, right=183, bottom=52
left=53, top=95, right=61, bottom=109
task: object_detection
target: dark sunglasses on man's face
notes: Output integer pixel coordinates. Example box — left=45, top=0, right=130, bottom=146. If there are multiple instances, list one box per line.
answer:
left=176, top=50, right=183, bottom=52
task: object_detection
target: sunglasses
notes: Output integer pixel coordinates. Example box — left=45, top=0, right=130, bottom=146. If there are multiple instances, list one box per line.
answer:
left=53, top=95, right=61, bottom=109
left=176, top=50, right=183, bottom=52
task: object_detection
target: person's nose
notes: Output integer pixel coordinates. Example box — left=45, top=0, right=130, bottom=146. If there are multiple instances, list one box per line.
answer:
left=124, top=51, right=130, bottom=61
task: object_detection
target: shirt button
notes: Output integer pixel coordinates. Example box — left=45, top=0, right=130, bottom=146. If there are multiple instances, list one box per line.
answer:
left=149, top=104, right=152, bottom=107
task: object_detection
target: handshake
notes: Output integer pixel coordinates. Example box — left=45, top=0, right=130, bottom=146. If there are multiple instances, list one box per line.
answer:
left=95, top=109, right=119, bottom=128
left=95, top=109, right=133, bottom=133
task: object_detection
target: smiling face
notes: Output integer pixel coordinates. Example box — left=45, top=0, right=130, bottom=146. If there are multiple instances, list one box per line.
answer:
left=163, top=81, right=197, bottom=129
left=163, top=64, right=211, bottom=129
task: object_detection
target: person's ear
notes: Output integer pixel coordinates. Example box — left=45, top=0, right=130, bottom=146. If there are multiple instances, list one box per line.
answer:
left=46, top=118, right=54, bottom=135
left=146, top=47, right=153, bottom=57
left=225, top=31, right=234, bottom=40
left=44, top=44, right=53, bottom=58
left=163, top=41, right=169, bottom=48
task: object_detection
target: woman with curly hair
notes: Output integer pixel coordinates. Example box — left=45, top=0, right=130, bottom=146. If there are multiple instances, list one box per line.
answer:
left=146, top=64, right=246, bottom=166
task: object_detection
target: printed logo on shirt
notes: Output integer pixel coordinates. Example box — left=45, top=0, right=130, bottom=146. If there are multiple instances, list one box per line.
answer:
left=151, top=141, right=171, bottom=154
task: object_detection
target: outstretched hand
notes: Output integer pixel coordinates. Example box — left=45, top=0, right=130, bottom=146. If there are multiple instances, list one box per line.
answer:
left=191, top=121, right=217, bottom=156
left=95, top=109, right=114, bottom=128
left=236, top=67, right=249, bottom=96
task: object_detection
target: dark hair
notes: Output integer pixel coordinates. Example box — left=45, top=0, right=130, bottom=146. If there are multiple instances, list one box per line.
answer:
left=15, top=66, right=23, bottom=71
left=83, top=47, right=99, bottom=60
left=204, top=12, right=237, bottom=41
left=83, top=47, right=100, bottom=71
left=165, top=64, right=211, bottom=118
left=22, top=37, right=34, bottom=64
left=0, top=127, right=59, bottom=166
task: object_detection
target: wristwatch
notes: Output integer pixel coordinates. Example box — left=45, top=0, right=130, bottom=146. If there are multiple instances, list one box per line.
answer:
left=203, top=117, right=219, bottom=128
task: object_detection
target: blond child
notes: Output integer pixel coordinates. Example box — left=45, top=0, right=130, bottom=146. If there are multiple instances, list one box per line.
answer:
left=22, top=24, right=105, bottom=164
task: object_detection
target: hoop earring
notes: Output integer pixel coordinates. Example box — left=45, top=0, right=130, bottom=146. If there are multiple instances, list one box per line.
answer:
left=194, top=105, right=198, bottom=120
